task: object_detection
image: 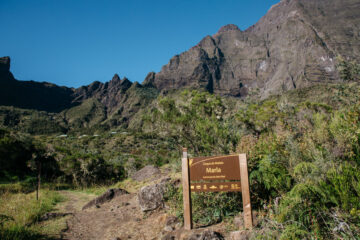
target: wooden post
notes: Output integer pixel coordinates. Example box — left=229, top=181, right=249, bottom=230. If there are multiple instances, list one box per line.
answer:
left=239, top=154, right=253, bottom=229
left=36, top=161, right=41, bottom=201
left=182, top=148, right=192, bottom=230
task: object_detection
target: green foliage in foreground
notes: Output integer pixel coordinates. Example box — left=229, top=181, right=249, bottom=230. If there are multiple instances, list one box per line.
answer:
left=0, top=190, right=64, bottom=240
left=158, top=86, right=360, bottom=239
left=164, top=184, right=242, bottom=227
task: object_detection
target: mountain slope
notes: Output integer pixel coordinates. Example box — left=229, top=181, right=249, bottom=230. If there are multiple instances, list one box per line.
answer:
left=144, top=0, right=360, bottom=97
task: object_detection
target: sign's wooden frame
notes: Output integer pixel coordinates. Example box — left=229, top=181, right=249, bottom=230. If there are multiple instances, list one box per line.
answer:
left=181, top=148, right=253, bottom=230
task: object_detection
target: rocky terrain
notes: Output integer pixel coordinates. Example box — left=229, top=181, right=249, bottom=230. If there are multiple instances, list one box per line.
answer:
left=147, top=0, right=360, bottom=97
left=54, top=166, right=245, bottom=240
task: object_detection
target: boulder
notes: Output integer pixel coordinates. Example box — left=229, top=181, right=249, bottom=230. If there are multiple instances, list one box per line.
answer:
left=138, top=182, right=167, bottom=211
left=131, top=165, right=161, bottom=182
left=82, top=188, right=128, bottom=210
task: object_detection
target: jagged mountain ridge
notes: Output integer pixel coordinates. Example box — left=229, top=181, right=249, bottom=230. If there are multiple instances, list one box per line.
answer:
left=0, top=57, right=156, bottom=115
left=1, top=0, right=360, bottom=128
left=145, top=0, right=360, bottom=97
left=0, top=56, right=158, bottom=130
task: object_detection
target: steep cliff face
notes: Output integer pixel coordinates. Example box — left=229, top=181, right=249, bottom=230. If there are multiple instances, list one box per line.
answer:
left=145, top=0, right=360, bottom=97
left=72, top=74, right=133, bottom=114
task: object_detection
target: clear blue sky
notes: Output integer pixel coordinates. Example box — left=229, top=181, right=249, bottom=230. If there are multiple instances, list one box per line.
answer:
left=1, top=0, right=279, bottom=88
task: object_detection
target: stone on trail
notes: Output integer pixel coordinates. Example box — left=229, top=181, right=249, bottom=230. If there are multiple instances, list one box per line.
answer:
left=187, top=230, right=224, bottom=240
left=82, top=188, right=128, bottom=210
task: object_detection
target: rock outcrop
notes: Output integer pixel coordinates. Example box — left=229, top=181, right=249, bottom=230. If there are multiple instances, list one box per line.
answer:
left=131, top=165, right=161, bottom=182
left=82, top=188, right=128, bottom=210
left=138, top=182, right=167, bottom=211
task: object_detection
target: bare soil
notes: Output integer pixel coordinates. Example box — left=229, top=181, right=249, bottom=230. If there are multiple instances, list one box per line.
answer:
left=54, top=188, right=231, bottom=240
left=59, top=191, right=169, bottom=240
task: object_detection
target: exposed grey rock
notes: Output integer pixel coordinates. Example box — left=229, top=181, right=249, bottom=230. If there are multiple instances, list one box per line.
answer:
left=138, top=182, right=167, bottom=211
left=131, top=165, right=161, bottom=182
left=82, top=188, right=128, bottom=210
left=144, top=0, right=360, bottom=98
left=187, top=230, right=224, bottom=240
left=143, top=71, right=156, bottom=87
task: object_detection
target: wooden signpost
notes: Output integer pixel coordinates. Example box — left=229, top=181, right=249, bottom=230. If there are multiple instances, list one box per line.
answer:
left=181, top=148, right=253, bottom=230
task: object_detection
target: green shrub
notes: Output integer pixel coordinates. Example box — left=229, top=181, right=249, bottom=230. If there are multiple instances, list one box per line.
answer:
left=279, top=223, right=309, bottom=240
left=250, top=155, right=292, bottom=198
left=323, top=162, right=360, bottom=211
left=164, top=183, right=242, bottom=227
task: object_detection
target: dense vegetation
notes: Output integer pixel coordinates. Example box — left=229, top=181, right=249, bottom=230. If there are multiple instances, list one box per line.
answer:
left=154, top=84, right=360, bottom=239
left=1, top=80, right=360, bottom=239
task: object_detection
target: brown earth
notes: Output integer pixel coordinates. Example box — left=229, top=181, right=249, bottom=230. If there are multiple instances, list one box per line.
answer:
left=54, top=190, right=231, bottom=240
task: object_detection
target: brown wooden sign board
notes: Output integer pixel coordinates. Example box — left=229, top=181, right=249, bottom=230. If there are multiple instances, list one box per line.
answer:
left=189, top=155, right=240, bottom=181
left=182, top=149, right=253, bottom=230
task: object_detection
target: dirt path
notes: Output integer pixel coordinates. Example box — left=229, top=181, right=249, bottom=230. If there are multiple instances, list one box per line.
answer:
left=57, top=191, right=169, bottom=240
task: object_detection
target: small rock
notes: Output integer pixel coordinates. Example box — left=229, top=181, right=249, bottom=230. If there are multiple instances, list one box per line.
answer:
left=187, top=230, right=224, bottom=240
left=163, top=225, right=174, bottom=232
left=165, top=216, right=179, bottom=226
left=161, top=234, right=175, bottom=240
left=229, top=231, right=248, bottom=240
left=234, top=211, right=258, bottom=228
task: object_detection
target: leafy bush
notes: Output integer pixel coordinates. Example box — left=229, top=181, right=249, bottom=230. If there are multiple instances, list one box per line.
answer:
left=154, top=90, right=239, bottom=155
left=164, top=183, right=242, bottom=227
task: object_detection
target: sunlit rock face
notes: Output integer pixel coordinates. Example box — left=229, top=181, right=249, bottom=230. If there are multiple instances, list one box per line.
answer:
left=145, top=0, right=360, bottom=98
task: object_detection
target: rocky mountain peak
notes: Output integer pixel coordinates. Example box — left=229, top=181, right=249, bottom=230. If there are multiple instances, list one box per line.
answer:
left=120, top=77, right=131, bottom=86
left=0, top=56, right=11, bottom=72
left=216, top=24, right=241, bottom=34
left=111, top=74, right=121, bottom=82
left=143, top=72, right=156, bottom=87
